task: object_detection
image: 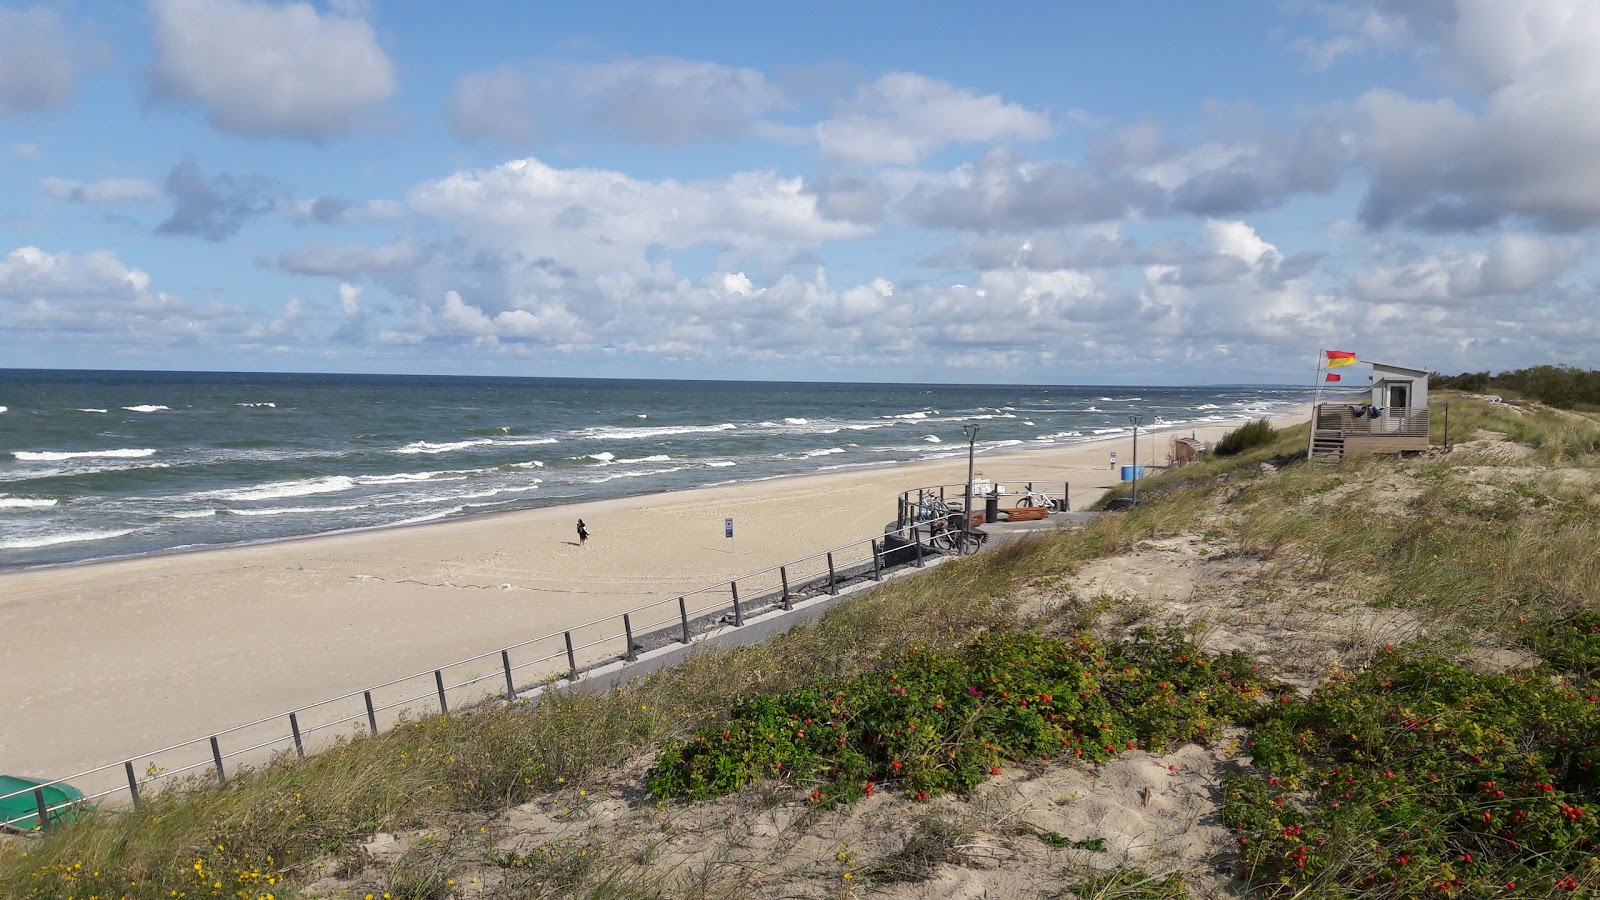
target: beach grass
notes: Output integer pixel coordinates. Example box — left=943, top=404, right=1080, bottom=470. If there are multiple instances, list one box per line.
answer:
left=7, top=394, right=1600, bottom=897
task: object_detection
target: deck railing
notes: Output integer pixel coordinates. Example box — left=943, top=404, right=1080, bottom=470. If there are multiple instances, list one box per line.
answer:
left=1313, top=404, right=1430, bottom=437
left=3, top=485, right=1055, bottom=832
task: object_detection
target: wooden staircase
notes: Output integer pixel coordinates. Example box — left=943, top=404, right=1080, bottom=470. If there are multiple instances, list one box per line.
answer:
left=1310, top=432, right=1345, bottom=461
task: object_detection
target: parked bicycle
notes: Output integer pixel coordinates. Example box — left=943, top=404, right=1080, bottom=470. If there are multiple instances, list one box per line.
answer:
left=927, top=513, right=986, bottom=553
left=1015, top=487, right=1060, bottom=511
left=914, top=491, right=953, bottom=521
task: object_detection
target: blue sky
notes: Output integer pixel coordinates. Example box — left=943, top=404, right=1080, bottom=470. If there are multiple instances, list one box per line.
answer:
left=3, top=1, right=1598, bottom=384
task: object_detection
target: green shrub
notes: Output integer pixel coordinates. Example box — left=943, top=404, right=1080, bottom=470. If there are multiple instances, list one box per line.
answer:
left=647, top=629, right=1265, bottom=807
left=1227, top=648, right=1600, bottom=896
left=1213, top=419, right=1277, bottom=457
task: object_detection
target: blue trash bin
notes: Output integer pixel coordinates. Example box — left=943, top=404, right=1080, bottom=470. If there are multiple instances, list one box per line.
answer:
left=1119, top=465, right=1145, bottom=481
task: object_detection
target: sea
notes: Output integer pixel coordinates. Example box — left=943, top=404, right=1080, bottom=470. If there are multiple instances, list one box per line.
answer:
left=0, top=370, right=1321, bottom=572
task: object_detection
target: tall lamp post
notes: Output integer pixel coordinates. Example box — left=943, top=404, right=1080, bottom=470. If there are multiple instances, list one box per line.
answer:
left=962, top=423, right=980, bottom=553
left=1128, top=414, right=1143, bottom=504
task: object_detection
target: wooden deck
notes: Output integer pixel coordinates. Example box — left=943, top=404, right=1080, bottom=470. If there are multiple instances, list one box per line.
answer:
left=1311, top=404, right=1429, bottom=460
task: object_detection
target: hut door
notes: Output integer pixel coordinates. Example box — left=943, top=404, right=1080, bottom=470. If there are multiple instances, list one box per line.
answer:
left=1387, top=383, right=1409, bottom=411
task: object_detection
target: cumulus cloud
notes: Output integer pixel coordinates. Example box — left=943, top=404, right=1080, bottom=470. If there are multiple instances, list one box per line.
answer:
left=408, top=157, right=870, bottom=277
left=148, top=0, right=396, bottom=140
left=1344, top=0, right=1600, bottom=230
left=0, top=7, right=76, bottom=117
left=0, top=245, right=254, bottom=343
left=157, top=158, right=285, bottom=241
left=448, top=66, right=540, bottom=145
left=573, top=57, right=781, bottom=145
left=275, top=240, right=421, bottom=277
left=899, top=150, right=1165, bottom=231
left=815, top=72, right=1051, bottom=166
left=1352, top=233, right=1587, bottom=304
left=39, top=177, right=163, bottom=206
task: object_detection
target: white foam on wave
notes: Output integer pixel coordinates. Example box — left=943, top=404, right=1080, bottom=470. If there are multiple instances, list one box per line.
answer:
left=579, top=423, right=736, bottom=440
left=238, top=402, right=276, bottom=408
left=1098, top=397, right=1144, bottom=402
left=803, top=447, right=846, bottom=457
left=216, top=475, right=357, bottom=502
left=394, top=439, right=492, bottom=455
left=923, top=435, right=942, bottom=443
left=586, top=452, right=616, bottom=462
left=357, top=469, right=478, bottom=486
left=164, top=509, right=218, bottom=519
left=1023, top=420, right=1036, bottom=426
left=77, top=408, right=107, bottom=413
left=636, top=414, right=648, bottom=419
left=784, top=417, right=809, bottom=425
left=0, top=406, right=6, bottom=413
left=0, top=528, right=134, bottom=550
left=846, top=422, right=894, bottom=430
left=0, top=497, right=57, bottom=509
left=512, top=460, right=545, bottom=469
left=1194, top=403, right=1221, bottom=410
left=14, top=448, right=157, bottom=461
left=1085, top=406, right=1102, bottom=412
left=579, top=465, right=689, bottom=484
left=883, top=410, right=935, bottom=420
left=123, top=405, right=169, bottom=413
left=232, top=503, right=365, bottom=517
left=703, top=460, right=736, bottom=467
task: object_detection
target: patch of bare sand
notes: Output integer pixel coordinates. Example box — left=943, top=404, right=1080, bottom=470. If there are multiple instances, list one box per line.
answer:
left=1032, top=535, right=1424, bottom=692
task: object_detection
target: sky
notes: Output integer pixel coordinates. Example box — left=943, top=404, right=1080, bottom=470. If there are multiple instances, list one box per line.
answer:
left=3, top=0, right=1599, bottom=385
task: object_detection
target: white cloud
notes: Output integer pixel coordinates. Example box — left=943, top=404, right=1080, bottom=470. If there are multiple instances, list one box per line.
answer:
left=1352, top=234, right=1587, bottom=304
left=1346, top=0, right=1600, bottom=230
left=338, top=283, right=362, bottom=317
left=448, top=66, right=539, bottom=145
left=571, top=57, right=781, bottom=145
left=148, top=0, right=396, bottom=140
left=39, top=177, right=163, bottom=205
left=815, top=72, right=1051, bottom=166
left=0, top=7, right=75, bottom=117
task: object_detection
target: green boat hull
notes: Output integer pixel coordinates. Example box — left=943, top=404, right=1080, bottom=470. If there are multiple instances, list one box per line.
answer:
left=0, top=775, right=89, bottom=832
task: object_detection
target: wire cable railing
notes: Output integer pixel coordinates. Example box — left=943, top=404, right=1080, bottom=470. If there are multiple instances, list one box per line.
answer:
left=2, top=481, right=1066, bottom=832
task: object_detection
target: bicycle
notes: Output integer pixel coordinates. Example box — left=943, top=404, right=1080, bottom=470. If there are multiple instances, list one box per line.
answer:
left=1015, top=487, right=1060, bottom=511
left=927, top=513, right=986, bottom=553
left=913, top=491, right=953, bottom=522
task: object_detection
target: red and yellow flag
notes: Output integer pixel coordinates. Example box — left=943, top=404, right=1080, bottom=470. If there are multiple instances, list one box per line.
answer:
left=1324, top=350, right=1357, bottom=368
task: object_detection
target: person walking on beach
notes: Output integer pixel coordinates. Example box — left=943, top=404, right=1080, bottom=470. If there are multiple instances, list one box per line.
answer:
left=576, top=518, right=589, bottom=546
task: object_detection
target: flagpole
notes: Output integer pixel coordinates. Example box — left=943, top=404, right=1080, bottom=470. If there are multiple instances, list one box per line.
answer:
left=1308, top=348, right=1327, bottom=458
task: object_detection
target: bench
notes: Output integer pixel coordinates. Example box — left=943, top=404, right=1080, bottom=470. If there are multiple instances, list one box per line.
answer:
left=999, top=507, right=1051, bottom=522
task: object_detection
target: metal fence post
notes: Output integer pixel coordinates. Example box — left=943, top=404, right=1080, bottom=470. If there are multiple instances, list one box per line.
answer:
left=502, top=650, right=516, bottom=700
left=678, top=597, right=690, bottom=644
left=290, top=712, right=305, bottom=759
left=827, top=553, right=838, bottom=595
left=1443, top=402, right=1450, bottom=452
left=564, top=632, right=578, bottom=680
left=435, top=670, right=449, bottom=715
left=125, top=761, right=141, bottom=809
left=914, top=527, right=924, bottom=567
left=780, top=566, right=791, bottom=610
left=1064, top=482, right=1070, bottom=511
left=33, top=788, right=49, bottom=832
left=731, top=581, right=743, bottom=626
left=209, top=736, right=226, bottom=785
left=624, top=613, right=636, bottom=661
left=364, top=690, right=378, bottom=735
left=871, top=539, right=882, bottom=580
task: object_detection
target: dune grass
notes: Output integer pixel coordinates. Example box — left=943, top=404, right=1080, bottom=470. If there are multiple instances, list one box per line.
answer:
left=7, top=394, right=1600, bottom=898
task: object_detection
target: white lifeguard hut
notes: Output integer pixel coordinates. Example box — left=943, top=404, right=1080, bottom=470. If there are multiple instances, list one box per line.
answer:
left=1310, top=360, right=1431, bottom=460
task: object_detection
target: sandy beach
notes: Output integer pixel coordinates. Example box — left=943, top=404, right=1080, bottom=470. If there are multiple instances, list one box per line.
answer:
left=0, top=410, right=1306, bottom=789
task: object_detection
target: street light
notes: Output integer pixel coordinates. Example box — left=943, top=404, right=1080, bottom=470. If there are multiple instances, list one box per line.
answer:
left=962, top=423, right=980, bottom=553
left=1128, top=414, right=1143, bottom=503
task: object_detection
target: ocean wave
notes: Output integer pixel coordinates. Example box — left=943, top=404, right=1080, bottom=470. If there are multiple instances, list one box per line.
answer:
left=703, top=460, right=736, bottom=467
left=232, top=503, right=366, bottom=517
left=845, top=423, right=894, bottom=430
left=14, top=448, right=158, bottom=461
left=0, top=528, right=134, bottom=550
left=803, top=447, right=846, bottom=457
left=0, top=406, right=6, bottom=413
left=511, top=460, right=545, bottom=468
left=784, top=417, right=809, bottom=424
left=77, top=408, right=107, bottom=413
left=882, top=410, right=936, bottom=420
left=962, top=413, right=1018, bottom=420
left=923, top=435, right=942, bottom=443
left=164, top=509, right=219, bottom=519
left=577, top=423, right=737, bottom=440
left=123, top=405, right=169, bottom=413
left=356, top=469, right=480, bottom=485
left=586, top=452, right=616, bottom=462
left=0, top=497, right=57, bottom=509
left=238, top=402, right=276, bottom=408
left=1085, top=406, right=1102, bottom=412
left=1097, top=397, right=1144, bottom=402
left=393, top=439, right=494, bottom=455
left=1194, top=403, right=1221, bottom=410
left=578, top=465, right=689, bottom=484
left=215, top=476, right=357, bottom=502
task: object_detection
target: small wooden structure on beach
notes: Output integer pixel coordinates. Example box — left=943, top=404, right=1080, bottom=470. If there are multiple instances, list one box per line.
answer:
left=1170, top=436, right=1206, bottom=466
left=1311, top=360, right=1431, bottom=460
